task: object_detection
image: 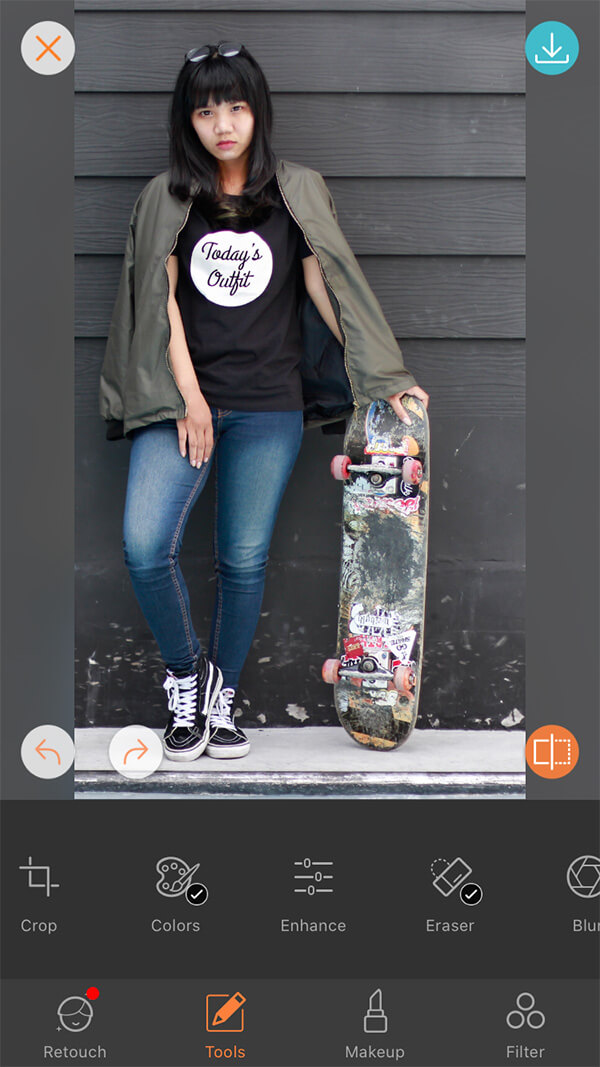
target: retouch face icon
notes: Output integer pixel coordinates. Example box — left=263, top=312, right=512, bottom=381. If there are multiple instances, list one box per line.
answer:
left=57, top=996, right=94, bottom=1032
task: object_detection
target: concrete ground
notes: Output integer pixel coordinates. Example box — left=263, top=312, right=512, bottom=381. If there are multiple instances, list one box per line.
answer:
left=75, top=726, right=525, bottom=799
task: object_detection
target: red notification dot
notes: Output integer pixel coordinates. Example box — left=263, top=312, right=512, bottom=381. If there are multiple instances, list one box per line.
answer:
left=86, top=987, right=100, bottom=1000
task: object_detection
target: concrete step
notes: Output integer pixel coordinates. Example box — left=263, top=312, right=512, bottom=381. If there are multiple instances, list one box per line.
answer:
left=75, top=726, right=525, bottom=798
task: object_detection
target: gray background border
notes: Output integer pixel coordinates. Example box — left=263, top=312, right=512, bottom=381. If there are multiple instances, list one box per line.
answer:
left=526, top=0, right=599, bottom=797
left=1, top=0, right=74, bottom=799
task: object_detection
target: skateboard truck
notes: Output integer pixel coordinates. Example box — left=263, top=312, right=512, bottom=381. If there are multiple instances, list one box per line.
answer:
left=330, top=454, right=423, bottom=490
left=322, top=659, right=416, bottom=697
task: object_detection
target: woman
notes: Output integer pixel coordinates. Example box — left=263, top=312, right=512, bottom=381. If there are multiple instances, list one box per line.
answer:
left=100, top=42, right=428, bottom=763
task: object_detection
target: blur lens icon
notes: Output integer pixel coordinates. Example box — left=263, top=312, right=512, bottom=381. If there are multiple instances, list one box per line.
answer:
left=567, top=856, right=600, bottom=898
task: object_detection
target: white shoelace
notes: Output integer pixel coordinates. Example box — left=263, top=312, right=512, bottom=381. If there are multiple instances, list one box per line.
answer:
left=163, top=672, right=197, bottom=729
left=210, top=687, right=236, bottom=730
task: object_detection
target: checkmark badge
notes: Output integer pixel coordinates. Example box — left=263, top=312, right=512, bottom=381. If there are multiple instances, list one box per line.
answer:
left=459, top=882, right=483, bottom=906
left=185, top=882, right=209, bottom=906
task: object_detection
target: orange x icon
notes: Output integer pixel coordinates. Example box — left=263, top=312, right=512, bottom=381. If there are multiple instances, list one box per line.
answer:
left=35, top=35, right=61, bottom=62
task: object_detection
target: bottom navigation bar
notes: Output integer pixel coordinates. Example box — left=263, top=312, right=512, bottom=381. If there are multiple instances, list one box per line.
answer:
left=1, top=978, right=598, bottom=1067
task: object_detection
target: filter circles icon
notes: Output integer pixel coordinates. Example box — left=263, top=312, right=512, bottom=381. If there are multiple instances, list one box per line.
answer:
left=506, top=992, right=546, bottom=1030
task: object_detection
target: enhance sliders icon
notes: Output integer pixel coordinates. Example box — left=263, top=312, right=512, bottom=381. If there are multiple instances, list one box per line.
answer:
left=293, top=857, right=334, bottom=895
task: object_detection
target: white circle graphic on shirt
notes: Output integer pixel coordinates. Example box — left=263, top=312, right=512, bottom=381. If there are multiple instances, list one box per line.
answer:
left=190, top=230, right=273, bottom=307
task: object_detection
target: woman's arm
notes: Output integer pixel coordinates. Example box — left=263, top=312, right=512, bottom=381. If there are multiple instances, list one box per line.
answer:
left=166, top=255, right=214, bottom=466
left=302, top=255, right=429, bottom=426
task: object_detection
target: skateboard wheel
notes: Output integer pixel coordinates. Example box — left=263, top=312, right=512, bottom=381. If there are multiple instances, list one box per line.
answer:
left=330, top=455, right=351, bottom=481
left=393, top=666, right=416, bottom=698
left=322, top=658, right=341, bottom=684
left=402, top=457, right=423, bottom=485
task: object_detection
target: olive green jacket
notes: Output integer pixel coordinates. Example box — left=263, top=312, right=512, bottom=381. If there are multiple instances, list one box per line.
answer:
left=99, top=160, right=417, bottom=437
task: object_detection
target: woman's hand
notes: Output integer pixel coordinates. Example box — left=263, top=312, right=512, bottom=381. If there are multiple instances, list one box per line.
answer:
left=177, top=392, right=214, bottom=467
left=386, top=385, right=430, bottom=426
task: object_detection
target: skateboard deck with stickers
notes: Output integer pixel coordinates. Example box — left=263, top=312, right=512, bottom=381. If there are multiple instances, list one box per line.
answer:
left=322, top=396, right=429, bottom=749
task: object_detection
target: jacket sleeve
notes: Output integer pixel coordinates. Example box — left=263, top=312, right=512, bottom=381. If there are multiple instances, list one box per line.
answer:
left=99, top=199, right=138, bottom=427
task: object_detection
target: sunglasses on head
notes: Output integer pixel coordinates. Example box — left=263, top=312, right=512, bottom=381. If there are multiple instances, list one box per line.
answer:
left=185, top=41, right=243, bottom=64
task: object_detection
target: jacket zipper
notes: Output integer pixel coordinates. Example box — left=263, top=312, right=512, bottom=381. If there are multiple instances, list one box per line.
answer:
left=275, top=172, right=357, bottom=407
left=164, top=199, right=194, bottom=416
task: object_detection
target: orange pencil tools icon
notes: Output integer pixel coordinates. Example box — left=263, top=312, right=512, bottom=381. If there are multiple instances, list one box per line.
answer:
left=206, top=991, right=246, bottom=1032
left=213, top=992, right=246, bottom=1026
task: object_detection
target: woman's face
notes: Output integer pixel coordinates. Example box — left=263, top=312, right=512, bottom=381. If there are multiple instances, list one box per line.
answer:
left=191, top=98, right=255, bottom=165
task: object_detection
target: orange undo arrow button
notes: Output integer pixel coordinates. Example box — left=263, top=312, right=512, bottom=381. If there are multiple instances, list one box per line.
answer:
left=21, top=726, right=75, bottom=779
left=35, top=739, right=61, bottom=764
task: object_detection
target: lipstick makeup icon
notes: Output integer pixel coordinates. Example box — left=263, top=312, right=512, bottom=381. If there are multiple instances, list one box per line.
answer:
left=363, top=989, right=388, bottom=1034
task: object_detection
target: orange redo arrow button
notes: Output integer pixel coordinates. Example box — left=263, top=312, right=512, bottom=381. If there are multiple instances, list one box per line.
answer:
left=123, top=738, right=149, bottom=764
left=108, top=726, right=163, bottom=779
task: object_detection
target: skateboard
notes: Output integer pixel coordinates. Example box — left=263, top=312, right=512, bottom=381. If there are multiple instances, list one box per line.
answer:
left=322, top=396, right=429, bottom=749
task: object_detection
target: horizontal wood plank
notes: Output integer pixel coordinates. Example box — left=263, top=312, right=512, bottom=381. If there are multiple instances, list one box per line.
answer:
left=76, top=254, right=524, bottom=338
left=74, top=11, right=524, bottom=93
left=76, top=176, right=525, bottom=255
left=77, top=337, right=524, bottom=418
left=76, top=412, right=524, bottom=565
left=76, top=2, right=525, bottom=11
left=76, top=94, right=525, bottom=177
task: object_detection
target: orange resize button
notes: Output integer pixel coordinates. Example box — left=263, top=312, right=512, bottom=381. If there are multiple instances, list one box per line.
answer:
left=526, top=724, right=579, bottom=779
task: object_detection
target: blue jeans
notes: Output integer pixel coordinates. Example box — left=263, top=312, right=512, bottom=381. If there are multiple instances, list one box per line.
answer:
left=123, top=408, right=303, bottom=687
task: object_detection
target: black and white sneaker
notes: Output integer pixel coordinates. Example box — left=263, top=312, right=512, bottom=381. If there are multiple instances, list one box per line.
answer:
left=206, top=688, right=250, bottom=759
left=162, top=656, right=222, bottom=762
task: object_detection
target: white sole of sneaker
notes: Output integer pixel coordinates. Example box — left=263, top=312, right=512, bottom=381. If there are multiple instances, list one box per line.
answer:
left=205, top=741, right=250, bottom=759
left=163, top=724, right=209, bottom=762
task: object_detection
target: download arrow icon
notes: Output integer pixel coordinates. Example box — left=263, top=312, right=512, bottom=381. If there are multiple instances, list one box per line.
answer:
left=542, top=33, right=562, bottom=58
left=526, top=21, right=578, bottom=74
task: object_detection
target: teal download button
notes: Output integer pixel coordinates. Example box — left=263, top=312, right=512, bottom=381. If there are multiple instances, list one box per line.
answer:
left=525, top=21, right=579, bottom=75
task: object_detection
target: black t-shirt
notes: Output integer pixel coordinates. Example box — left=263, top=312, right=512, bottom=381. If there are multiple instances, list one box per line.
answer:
left=175, top=186, right=313, bottom=411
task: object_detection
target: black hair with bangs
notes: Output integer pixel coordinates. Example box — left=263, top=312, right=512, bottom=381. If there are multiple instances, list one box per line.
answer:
left=168, top=45, right=278, bottom=220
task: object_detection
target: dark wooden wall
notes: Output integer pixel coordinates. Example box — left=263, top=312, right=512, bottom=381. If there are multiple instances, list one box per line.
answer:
left=75, top=0, right=525, bottom=730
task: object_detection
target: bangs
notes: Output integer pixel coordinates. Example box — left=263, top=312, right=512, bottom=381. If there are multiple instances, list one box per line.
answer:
left=188, top=60, right=249, bottom=111
left=169, top=45, right=276, bottom=202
